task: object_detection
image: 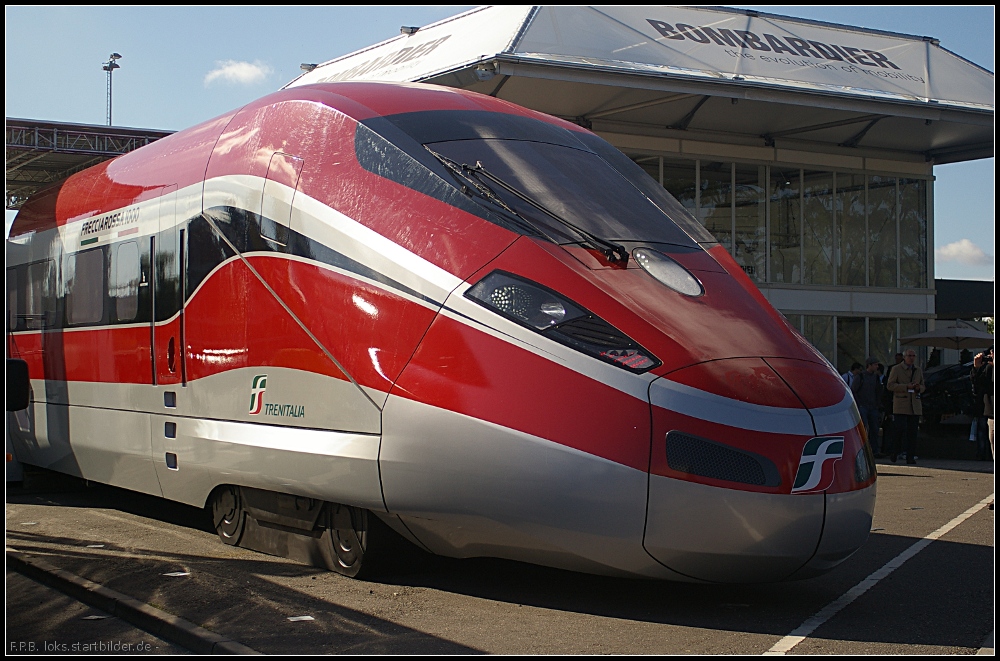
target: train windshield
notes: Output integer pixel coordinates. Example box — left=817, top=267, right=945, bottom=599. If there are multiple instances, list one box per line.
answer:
left=425, top=138, right=704, bottom=248
left=360, top=110, right=715, bottom=249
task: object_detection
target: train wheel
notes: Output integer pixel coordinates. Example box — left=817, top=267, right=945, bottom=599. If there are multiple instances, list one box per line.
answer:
left=211, top=485, right=246, bottom=546
left=319, top=504, right=368, bottom=577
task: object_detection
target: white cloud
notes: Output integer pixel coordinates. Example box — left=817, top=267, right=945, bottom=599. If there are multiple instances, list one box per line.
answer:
left=936, top=239, right=993, bottom=266
left=204, top=60, right=272, bottom=86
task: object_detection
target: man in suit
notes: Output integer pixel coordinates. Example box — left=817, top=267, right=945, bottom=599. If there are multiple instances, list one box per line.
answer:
left=886, top=349, right=925, bottom=464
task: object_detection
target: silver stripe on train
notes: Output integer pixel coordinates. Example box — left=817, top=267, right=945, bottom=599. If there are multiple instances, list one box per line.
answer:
left=649, top=377, right=817, bottom=436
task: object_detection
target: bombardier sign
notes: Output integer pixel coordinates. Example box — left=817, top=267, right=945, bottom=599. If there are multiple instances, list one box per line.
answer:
left=320, top=36, right=451, bottom=83
left=646, top=19, right=921, bottom=83
left=288, top=6, right=531, bottom=87
left=579, top=5, right=981, bottom=107
left=519, top=6, right=992, bottom=110
left=286, top=6, right=993, bottom=112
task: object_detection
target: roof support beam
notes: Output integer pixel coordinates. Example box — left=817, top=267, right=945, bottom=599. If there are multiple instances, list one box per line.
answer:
left=762, top=114, right=887, bottom=146
left=584, top=93, right=700, bottom=120
left=5, top=152, right=49, bottom=173
left=492, top=59, right=972, bottom=123
left=666, top=95, right=710, bottom=131
left=488, top=74, right=511, bottom=98
left=6, top=118, right=173, bottom=210
left=839, top=117, right=885, bottom=148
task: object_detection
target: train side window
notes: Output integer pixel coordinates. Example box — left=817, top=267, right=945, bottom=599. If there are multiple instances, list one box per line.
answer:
left=112, top=241, right=141, bottom=322
left=26, top=260, right=55, bottom=329
left=66, top=248, right=105, bottom=325
left=6, top=268, right=16, bottom=330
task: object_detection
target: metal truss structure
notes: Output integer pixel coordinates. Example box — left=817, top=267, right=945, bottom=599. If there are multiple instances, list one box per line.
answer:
left=6, top=118, right=173, bottom=210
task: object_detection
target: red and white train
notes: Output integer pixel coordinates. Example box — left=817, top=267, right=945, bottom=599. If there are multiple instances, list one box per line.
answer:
left=6, top=82, right=876, bottom=582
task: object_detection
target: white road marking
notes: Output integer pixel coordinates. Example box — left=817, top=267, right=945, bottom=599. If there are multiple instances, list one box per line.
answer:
left=764, top=493, right=995, bottom=655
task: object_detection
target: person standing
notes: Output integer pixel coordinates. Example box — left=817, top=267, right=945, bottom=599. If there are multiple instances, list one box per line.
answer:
left=886, top=349, right=926, bottom=464
left=971, top=346, right=994, bottom=462
left=878, top=354, right=903, bottom=458
left=842, top=362, right=862, bottom=389
left=852, top=357, right=884, bottom=454
left=969, top=346, right=992, bottom=461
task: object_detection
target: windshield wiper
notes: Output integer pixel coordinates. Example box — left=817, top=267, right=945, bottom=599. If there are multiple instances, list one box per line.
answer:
left=426, top=148, right=629, bottom=265
left=425, top=148, right=548, bottom=239
left=467, top=161, right=629, bottom=265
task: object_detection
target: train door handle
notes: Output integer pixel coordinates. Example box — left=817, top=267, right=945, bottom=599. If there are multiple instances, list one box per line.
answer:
left=167, top=337, right=176, bottom=373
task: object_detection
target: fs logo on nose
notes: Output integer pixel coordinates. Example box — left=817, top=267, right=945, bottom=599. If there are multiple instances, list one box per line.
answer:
left=249, top=375, right=267, bottom=415
left=792, top=436, right=844, bottom=494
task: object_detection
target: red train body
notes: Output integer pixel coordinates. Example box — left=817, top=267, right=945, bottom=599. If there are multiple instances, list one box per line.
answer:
left=6, top=82, right=876, bottom=581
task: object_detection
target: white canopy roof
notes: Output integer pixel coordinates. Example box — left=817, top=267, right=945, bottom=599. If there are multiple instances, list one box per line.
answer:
left=287, top=6, right=994, bottom=163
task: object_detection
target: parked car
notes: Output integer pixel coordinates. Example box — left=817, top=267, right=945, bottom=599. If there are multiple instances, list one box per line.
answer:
left=920, top=361, right=976, bottom=426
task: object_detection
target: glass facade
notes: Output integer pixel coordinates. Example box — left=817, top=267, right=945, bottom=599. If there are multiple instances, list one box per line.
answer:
left=836, top=173, right=867, bottom=286
left=700, top=162, right=733, bottom=253
left=627, top=154, right=932, bottom=373
left=661, top=157, right=697, bottom=216
left=734, top=164, right=767, bottom=282
left=868, top=175, right=897, bottom=288
left=868, top=318, right=900, bottom=367
left=900, top=319, right=929, bottom=367
left=803, top=314, right=835, bottom=366
left=802, top=170, right=835, bottom=285
left=783, top=316, right=928, bottom=373
left=769, top=168, right=800, bottom=284
left=836, top=317, right=866, bottom=374
left=899, top=178, right=928, bottom=289
left=630, top=157, right=929, bottom=290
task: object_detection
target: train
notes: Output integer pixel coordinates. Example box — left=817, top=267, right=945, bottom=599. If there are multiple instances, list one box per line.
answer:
left=5, top=81, right=876, bottom=583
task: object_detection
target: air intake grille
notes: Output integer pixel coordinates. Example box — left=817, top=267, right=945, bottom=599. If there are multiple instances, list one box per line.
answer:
left=551, top=315, right=630, bottom=348
left=666, top=432, right=781, bottom=487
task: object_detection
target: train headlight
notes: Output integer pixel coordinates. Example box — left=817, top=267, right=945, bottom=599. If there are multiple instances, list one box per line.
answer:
left=466, top=271, right=661, bottom=373
left=632, top=248, right=704, bottom=297
left=472, top=273, right=585, bottom=330
left=855, top=443, right=876, bottom=483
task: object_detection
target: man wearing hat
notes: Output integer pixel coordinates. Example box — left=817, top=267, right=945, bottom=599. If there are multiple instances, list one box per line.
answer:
left=886, top=349, right=926, bottom=464
left=851, top=356, right=884, bottom=455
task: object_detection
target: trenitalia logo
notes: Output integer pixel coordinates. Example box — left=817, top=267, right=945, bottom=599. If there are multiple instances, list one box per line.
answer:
left=247, top=374, right=306, bottom=418
left=249, top=375, right=267, bottom=415
left=791, top=436, right=844, bottom=494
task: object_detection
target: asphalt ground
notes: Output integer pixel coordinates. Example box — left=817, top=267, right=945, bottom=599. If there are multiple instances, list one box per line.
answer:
left=5, top=570, right=189, bottom=655
left=5, top=458, right=995, bottom=655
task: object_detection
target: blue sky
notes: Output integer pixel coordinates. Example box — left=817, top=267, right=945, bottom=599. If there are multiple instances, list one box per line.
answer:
left=4, top=5, right=994, bottom=281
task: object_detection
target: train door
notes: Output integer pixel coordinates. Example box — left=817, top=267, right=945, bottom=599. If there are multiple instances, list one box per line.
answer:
left=245, top=150, right=382, bottom=434
left=153, top=184, right=185, bottom=386
left=260, top=152, right=303, bottom=247
left=150, top=183, right=196, bottom=502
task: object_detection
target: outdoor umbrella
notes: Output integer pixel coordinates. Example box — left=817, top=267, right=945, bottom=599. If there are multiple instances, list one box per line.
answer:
left=899, top=322, right=994, bottom=350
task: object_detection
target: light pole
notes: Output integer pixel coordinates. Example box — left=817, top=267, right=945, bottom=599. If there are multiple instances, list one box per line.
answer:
left=102, top=53, right=122, bottom=126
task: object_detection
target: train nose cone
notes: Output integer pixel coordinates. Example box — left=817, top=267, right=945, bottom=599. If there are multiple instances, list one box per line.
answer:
left=763, top=358, right=877, bottom=578
left=643, top=357, right=874, bottom=583
left=791, top=486, right=876, bottom=579
left=644, top=476, right=826, bottom=583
